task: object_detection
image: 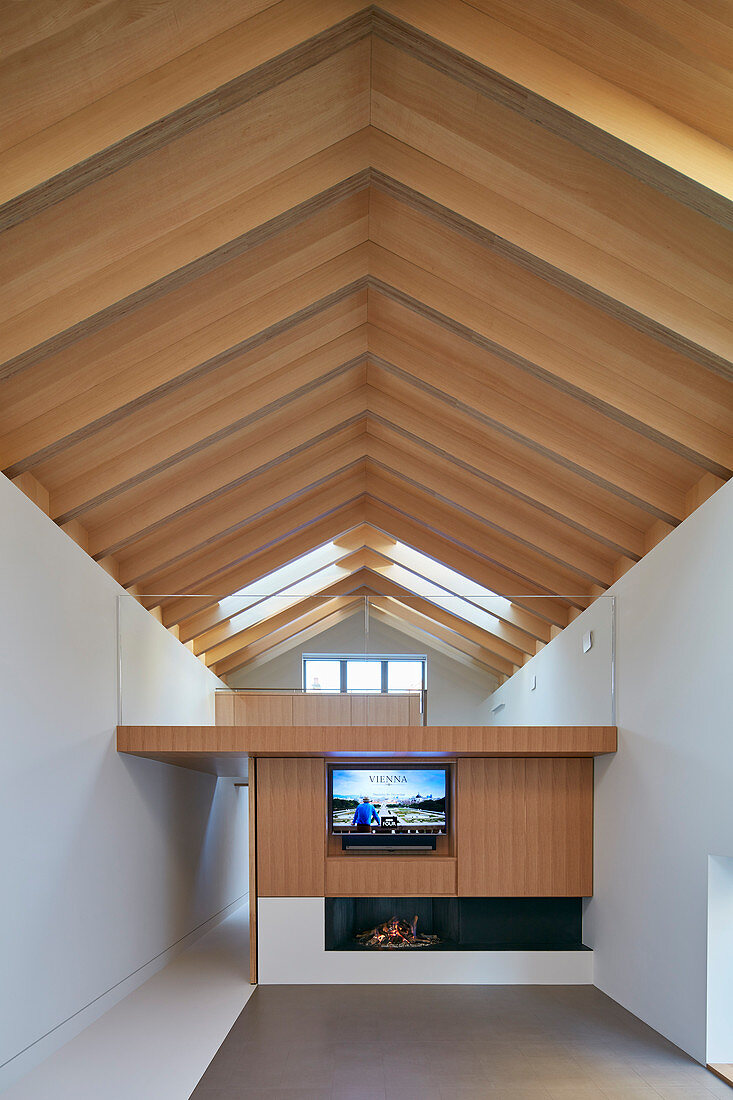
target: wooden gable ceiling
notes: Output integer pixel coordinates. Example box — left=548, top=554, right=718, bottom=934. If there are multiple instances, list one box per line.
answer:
left=2, top=0, right=731, bottom=682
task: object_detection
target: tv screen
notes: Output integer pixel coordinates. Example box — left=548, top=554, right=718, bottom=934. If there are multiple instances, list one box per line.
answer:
left=331, top=767, right=447, bottom=834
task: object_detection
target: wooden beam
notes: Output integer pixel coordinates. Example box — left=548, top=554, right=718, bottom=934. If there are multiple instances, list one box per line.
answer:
left=115, top=433, right=367, bottom=587
left=0, top=2, right=369, bottom=226
left=10, top=471, right=49, bottom=514
left=368, top=156, right=733, bottom=384
left=373, top=3, right=733, bottom=220
left=0, top=242, right=369, bottom=475
left=0, top=38, right=371, bottom=374
left=82, top=377, right=368, bottom=557
left=351, top=560, right=530, bottom=663
left=369, top=595, right=517, bottom=679
left=203, top=579, right=368, bottom=667
left=365, top=460, right=603, bottom=595
left=366, top=377, right=648, bottom=558
left=367, top=298, right=715, bottom=522
left=459, top=0, right=733, bottom=149
left=643, top=519, right=674, bottom=556
left=193, top=552, right=530, bottom=669
left=368, top=602, right=500, bottom=681
left=164, top=506, right=367, bottom=634
left=366, top=436, right=616, bottom=586
left=362, top=500, right=569, bottom=631
left=685, top=472, right=726, bottom=518
left=353, top=546, right=538, bottom=655
left=59, top=518, right=89, bottom=552
left=222, top=601, right=363, bottom=681
left=212, top=596, right=364, bottom=677
left=368, top=249, right=730, bottom=499
left=140, top=481, right=367, bottom=607
left=46, top=323, right=368, bottom=521
left=193, top=549, right=373, bottom=656
left=333, top=524, right=397, bottom=554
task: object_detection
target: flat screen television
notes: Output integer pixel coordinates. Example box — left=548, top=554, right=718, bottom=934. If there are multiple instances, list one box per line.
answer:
left=330, top=766, right=448, bottom=835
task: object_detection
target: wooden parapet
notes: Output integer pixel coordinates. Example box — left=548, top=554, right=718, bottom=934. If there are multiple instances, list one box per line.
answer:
left=116, top=724, right=617, bottom=775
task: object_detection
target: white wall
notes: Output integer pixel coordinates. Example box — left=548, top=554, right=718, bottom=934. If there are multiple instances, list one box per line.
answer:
left=0, top=476, right=249, bottom=1090
left=258, top=897, right=592, bottom=984
left=707, top=856, right=733, bottom=1064
left=118, top=594, right=218, bottom=725
left=228, top=612, right=499, bottom=723
left=484, top=596, right=614, bottom=725
left=481, top=480, right=733, bottom=1063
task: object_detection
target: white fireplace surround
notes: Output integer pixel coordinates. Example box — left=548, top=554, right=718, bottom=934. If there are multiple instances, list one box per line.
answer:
left=258, top=898, right=594, bottom=984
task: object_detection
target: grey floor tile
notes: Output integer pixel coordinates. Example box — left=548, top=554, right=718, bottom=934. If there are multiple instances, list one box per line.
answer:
left=190, top=986, right=716, bottom=1100
left=333, top=1088, right=387, bottom=1100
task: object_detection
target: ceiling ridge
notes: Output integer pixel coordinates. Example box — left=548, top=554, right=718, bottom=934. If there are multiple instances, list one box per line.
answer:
left=0, top=7, right=375, bottom=231
left=4, top=2, right=730, bottom=236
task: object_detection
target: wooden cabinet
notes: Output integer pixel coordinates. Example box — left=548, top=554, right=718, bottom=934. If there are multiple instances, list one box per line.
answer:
left=256, top=757, right=325, bottom=896
left=254, top=754, right=595, bottom=902
left=326, top=857, right=456, bottom=897
left=457, top=758, right=593, bottom=896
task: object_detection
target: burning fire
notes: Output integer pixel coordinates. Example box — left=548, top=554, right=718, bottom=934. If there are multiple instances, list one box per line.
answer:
left=355, top=914, right=440, bottom=949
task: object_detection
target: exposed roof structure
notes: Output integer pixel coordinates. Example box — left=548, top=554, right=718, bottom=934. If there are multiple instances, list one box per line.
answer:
left=2, top=0, right=731, bottom=682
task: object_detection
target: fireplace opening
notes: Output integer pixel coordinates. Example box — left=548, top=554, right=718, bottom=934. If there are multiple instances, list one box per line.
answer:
left=356, top=913, right=441, bottom=949
left=325, top=897, right=587, bottom=951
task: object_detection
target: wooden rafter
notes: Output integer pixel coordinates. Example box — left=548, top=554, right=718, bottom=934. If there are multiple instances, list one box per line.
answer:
left=1, top=0, right=730, bottom=691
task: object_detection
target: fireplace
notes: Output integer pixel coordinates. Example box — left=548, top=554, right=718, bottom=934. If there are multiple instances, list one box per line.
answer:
left=325, top=896, right=585, bottom=951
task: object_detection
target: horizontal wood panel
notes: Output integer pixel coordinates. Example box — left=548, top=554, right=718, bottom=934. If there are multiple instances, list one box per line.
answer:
left=256, top=756, right=325, bottom=896
left=457, top=757, right=593, bottom=897
left=117, top=725, right=617, bottom=767
left=325, top=857, right=457, bottom=896
left=292, top=693, right=353, bottom=725
left=214, top=692, right=424, bottom=727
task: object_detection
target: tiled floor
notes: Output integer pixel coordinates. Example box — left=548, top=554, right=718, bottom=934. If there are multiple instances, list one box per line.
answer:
left=191, top=985, right=731, bottom=1100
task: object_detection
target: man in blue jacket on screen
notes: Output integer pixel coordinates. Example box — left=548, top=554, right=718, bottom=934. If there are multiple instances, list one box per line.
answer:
left=352, top=796, right=381, bottom=832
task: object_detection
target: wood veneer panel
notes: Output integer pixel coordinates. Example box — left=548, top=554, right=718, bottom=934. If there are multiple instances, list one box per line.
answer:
left=117, top=725, right=617, bottom=761
left=214, top=693, right=235, bottom=725
left=365, top=694, right=420, bottom=726
left=326, top=857, right=456, bottom=897
left=292, top=694, right=353, bottom=725
left=457, top=757, right=593, bottom=897
left=374, top=4, right=733, bottom=221
left=233, top=694, right=294, bottom=726
left=256, top=757, right=325, bottom=896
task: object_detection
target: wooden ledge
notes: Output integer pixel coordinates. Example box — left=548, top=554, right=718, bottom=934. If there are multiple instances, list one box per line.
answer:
left=116, top=725, right=617, bottom=775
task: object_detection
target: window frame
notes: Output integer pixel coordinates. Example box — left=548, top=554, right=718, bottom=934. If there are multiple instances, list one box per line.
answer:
left=302, top=653, right=426, bottom=695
